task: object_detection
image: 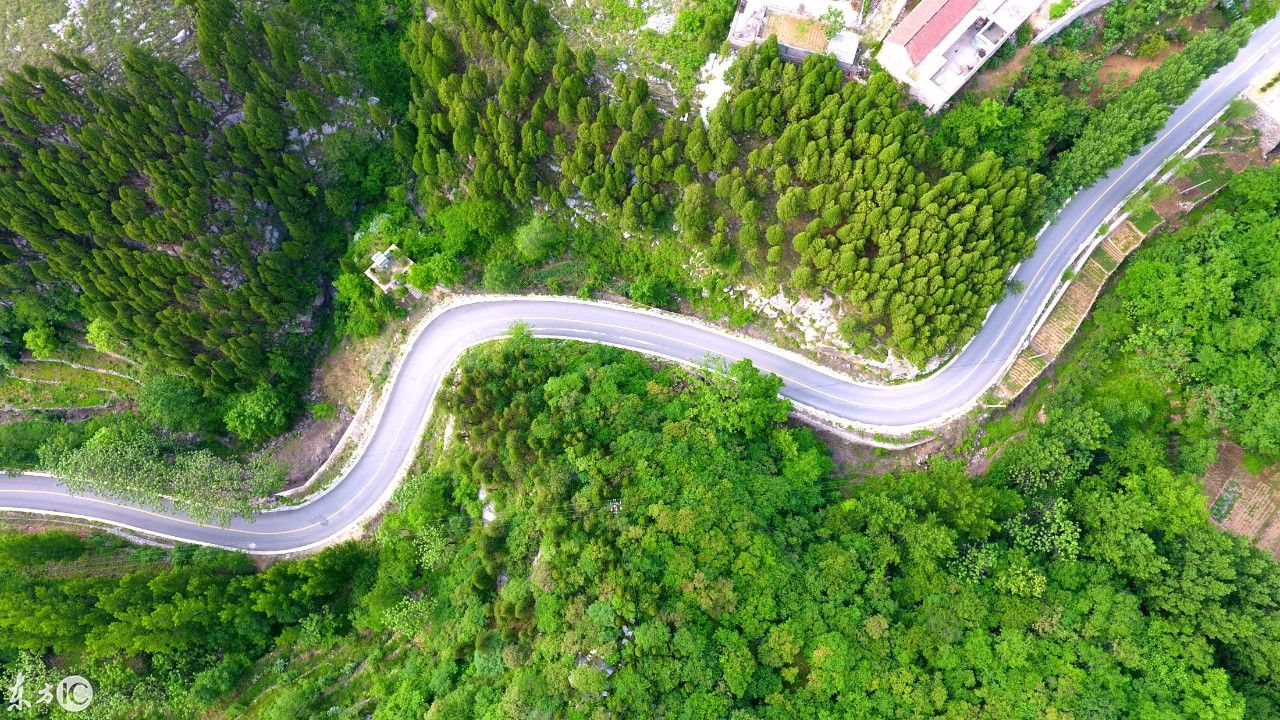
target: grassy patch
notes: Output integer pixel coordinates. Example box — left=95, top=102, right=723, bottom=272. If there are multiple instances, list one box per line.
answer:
left=0, top=0, right=66, bottom=72
left=221, top=632, right=393, bottom=718
left=1179, top=153, right=1232, bottom=187
left=0, top=0, right=194, bottom=74
left=1091, top=247, right=1119, bottom=272
left=525, top=256, right=599, bottom=293
left=1242, top=452, right=1267, bottom=475
left=1128, top=202, right=1163, bottom=234
left=982, top=399, right=1034, bottom=449
left=54, top=345, right=137, bottom=375
left=0, top=376, right=116, bottom=410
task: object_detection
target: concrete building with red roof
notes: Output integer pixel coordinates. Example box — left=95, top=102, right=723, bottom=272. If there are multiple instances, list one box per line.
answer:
left=876, top=0, right=1039, bottom=111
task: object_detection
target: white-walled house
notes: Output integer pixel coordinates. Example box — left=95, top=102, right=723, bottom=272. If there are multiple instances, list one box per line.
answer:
left=876, top=0, right=1039, bottom=111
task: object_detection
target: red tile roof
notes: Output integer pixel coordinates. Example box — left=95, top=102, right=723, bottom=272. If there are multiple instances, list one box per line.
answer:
left=886, top=0, right=981, bottom=64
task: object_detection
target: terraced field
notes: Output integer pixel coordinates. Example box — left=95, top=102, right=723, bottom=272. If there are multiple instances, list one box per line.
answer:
left=995, top=221, right=1145, bottom=402
left=0, top=348, right=139, bottom=412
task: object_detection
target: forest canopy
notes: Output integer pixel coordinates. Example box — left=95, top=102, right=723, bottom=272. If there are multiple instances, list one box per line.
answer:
left=0, top=0, right=414, bottom=434
left=0, top=0, right=335, bottom=396
left=7, top=241, right=1280, bottom=714
left=351, top=338, right=1280, bottom=718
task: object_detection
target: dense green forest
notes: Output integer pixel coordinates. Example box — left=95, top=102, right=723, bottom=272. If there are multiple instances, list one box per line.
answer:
left=0, top=0, right=406, bottom=418
left=10, top=320, right=1277, bottom=717
left=0, top=3, right=324, bottom=397
left=1, top=0, right=1278, bottom=716
left=0, top=0, right=411, bottom=509
left=8, top=155, right=1280, bottom=708
left=335, top=0, right=1267, bottom=364
left=2, top=0, right=1268, bottom=453
left=936, top=16, right=1255, bottom=201
left=310, top=335, right=1280, bottom=718
left=0, top=530, right=370, bottom=715
left=25, top=155, right=1280, bottom=711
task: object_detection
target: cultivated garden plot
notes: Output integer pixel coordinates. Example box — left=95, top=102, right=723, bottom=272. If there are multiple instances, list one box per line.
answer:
left=1203, top=442, right=1280, bottom=560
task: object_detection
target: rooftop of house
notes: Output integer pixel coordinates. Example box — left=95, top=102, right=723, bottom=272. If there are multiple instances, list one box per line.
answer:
left=828, top=30, right=861, bottom=65
left=878, top=0, right=1040, bottom=112
left=885, top=0, right=981, bottom=64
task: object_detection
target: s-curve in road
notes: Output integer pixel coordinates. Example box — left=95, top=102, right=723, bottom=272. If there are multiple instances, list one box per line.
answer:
left=3, top=16, right=1279, bottom=553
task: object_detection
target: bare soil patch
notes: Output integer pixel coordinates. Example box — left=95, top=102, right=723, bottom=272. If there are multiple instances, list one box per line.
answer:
left=1091, top=44, right=1182, bottom=102
left=264, top=414, right=352, bottom=486
left=966, top=44, right=1034, bottom=97
left=764, top=14, right=828, bottom=52
left=1203, top=442, right=1280, bottom=560
left=997, top=351, right=1046, bottom=399
left=1149, top=187, right=1184, bottom=223
left=1104, top=222, right=1144, bottom=257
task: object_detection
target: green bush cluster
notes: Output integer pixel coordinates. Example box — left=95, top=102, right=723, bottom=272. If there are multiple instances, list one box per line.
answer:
left=1102, top=0, right=1213, bottom=46
left=51, top=417, right=287, bottom=522
left=1049, top=23, right=1253, bottom=199
left=1085, top=165, right=1280, bottom=459
left=0, top=288, right=80, bottom=372
left=0, top=535, right=371, bottom=712
left=936, top=21, right=1252, bottom=204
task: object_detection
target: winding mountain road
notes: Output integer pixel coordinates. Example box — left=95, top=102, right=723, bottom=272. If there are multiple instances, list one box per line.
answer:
left=4, top=18, right=1279, bottom=553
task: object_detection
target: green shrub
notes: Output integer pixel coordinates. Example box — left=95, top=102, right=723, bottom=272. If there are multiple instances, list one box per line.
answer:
left=224, top=384, right=290, bottom=443
left=309, top=402, right=338, bottom=421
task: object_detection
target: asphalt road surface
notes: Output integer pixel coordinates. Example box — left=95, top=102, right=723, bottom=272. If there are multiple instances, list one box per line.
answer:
left=4, top=18, right=1279, bottom=553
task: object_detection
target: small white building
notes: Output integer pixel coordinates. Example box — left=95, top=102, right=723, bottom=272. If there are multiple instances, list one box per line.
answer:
left=877, top=0, right=1038, bottom=112
left=727, top=0, right=863, bottom=69
left=364, top=244, right=418, bottom=297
